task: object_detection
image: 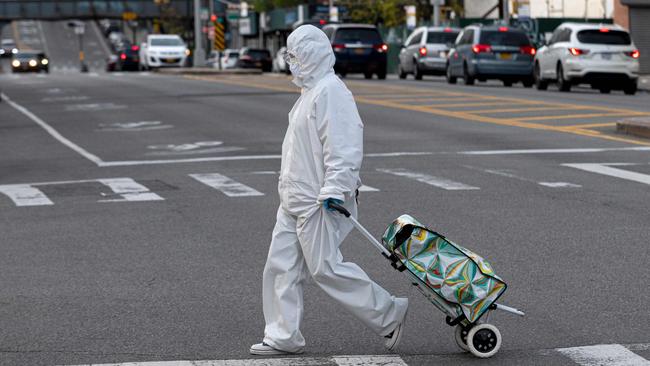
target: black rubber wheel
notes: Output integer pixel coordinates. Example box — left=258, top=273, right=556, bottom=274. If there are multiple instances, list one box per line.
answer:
left=624, top=82, right=638, bottom=95
left=599, top=88, right=611, bottom=94
left=534, top=63, right=548, bottom=90
left=503, top=80, right=513, bottom=87
left=414, top=62, right=423, bottom=80
left=446, top=64, right=457, bottom=84
left=467, top=324, right=502, bottom=358
left=377, top=71, right=387, bottom=80
left=463, top=63, right=474, bottom=85
left=557, top=64, right=571, bottom=92
left=397, top=65, right=406, bottom=79
left=364, top=71, right=373, bottom=79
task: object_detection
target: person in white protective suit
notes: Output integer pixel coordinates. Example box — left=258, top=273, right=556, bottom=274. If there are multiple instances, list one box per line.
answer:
left=249, top=25, right=409, bottom=356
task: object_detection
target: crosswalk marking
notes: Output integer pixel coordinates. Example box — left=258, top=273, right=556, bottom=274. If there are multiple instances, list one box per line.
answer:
left=377, top=168, right=480, bottom=190
left=358, top=185, right=380, bottom=192
left=538, top=182, right=582, bottom=188
left=469, top=166, right=582, bottom=188
left=97, top=178, right=165, bottom=202
left=557, top=344, right=650, bottom=366
left=190, top=173, right=264, bottom=197
left=65, top=355, right=407, bottom=366
left=0, top=184, right=53, bottom=206
left=563, top=163, right=650, bottom=186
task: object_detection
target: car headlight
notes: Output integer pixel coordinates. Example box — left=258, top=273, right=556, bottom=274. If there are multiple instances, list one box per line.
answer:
left=12, top=48, right=18, bottom=54
left=29, top=59, right=37, bottom=67
left=12, top=60, right=20, bottom=67
left=41, top=58, right=49, bottom=65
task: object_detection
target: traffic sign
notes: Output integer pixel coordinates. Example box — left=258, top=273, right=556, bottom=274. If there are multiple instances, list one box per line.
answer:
left=213, top=18, right=225, bottom=52
left=122, top=11, right=137, bottom=21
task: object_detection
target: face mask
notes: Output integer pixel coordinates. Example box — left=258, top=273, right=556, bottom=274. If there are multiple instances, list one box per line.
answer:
left=290, top=62, right=303, bottom=87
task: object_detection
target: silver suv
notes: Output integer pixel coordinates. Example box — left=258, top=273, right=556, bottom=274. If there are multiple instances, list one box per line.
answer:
left=398, top=27, right=460, bottom=80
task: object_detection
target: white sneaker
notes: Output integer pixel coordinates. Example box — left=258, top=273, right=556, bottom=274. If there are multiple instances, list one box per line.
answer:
left=385, top=308, right=408, bottom=351
left=249, top=342, right=303, bottom=356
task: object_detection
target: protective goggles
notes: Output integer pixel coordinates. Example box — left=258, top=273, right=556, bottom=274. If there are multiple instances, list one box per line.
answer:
left=282, top=50, right=300, bottom=66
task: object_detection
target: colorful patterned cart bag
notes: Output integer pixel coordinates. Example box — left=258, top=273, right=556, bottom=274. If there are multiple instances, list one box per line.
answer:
left=382, top=214, right=507, bottom=323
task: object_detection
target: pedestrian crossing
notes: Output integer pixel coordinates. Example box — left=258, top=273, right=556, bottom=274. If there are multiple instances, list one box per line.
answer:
left=1, top=162, right=649, bottom=208
left=62, top=343, right=650, bottom=366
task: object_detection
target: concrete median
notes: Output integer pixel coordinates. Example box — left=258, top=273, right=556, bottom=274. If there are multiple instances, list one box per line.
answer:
left=617, top=117, right=650, bottom=139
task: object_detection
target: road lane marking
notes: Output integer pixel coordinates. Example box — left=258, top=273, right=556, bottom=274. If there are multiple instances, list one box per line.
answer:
left=64, top=103, right=126, bottom=112
left=377, top=168, right=480, bottom=190
left=64, top=355, right=407, bottom=366
left=41, top=96, right=90, bottom=103
left=464, top=166, right=582, bottom=188
left=96, top=178, right=165, bottom=202
left=557, top=344, right=650, bottom=366
left=563, top=163, right=650, bottom=186
left=358, top=185, right=380, bottom=192
left=516, top=112, right=647, bottom=122
left=470, top=105, right=595, bottom=114
left=562, top=123, right=616, bottom=129
left=190, top=173, right=264, bottom=197
left=460, top=147, right=650, bottom=155
left=0, top=92, right=104, bottom=166
left=538, top=182, right=582, bottom=188
left=427, top=101, right=532, bottom=108
left=0, top=185, right=54, bottom=206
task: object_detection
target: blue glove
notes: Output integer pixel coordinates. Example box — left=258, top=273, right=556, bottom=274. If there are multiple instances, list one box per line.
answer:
left=323, top=198, right=344, bottom=212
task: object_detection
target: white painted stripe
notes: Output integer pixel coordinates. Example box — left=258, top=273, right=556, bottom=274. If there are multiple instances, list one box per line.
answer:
left=365, top=152, right=433, bottom=157
left=358, top=185, right=380, bottom=192
left=97, top=178, right=164, bottom=202
left=333, top=355, right=407, bottom=366
left=460, top=147, right=650, bottom=155
left=538, top=182, right=582, bottom=188
left=557, top=344, right=650, bottom=366
left=563, top=163, right=650, bottom=186
left=0, top=184, right=53, bottom=206
left=64, top=355, right=408, bottom=366
left=472, top=167, right=582, bottom=188
left=377, top=168, right=479, bottom=190
left=190, top=173, right=264, bottom=197
left=0, top=92, right=104, bottom=166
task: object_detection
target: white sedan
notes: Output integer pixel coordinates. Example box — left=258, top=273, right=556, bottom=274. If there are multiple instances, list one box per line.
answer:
left=534, top=22, right=639, bottom=95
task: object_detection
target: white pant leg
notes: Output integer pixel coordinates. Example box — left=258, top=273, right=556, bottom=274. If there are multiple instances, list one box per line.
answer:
left=262, top=206, right=309, bottom=353
left=296, top=200, right=408, bottom=336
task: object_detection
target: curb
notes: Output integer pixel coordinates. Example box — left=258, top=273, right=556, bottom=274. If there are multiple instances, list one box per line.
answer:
left=638, top=77, right=650, bottom=92
left=155, top=67, right=262, bottom=76
left=617, top=117, right=650, bottom=139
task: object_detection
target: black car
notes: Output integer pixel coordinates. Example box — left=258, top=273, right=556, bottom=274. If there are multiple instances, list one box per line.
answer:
left=237, top=48, right=272, bottom=72
left=11, top=51, right=49, bottom=73
left=115, top=44, right=140, bottom=71
left=322, top=24, right=388, bottom=79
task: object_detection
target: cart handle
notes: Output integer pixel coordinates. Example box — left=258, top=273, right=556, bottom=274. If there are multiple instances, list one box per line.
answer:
left=329, top=202, right=351, bottom=217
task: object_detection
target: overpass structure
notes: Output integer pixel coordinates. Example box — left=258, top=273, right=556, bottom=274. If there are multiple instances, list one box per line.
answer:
left=0, top=0, right=192, bottom=21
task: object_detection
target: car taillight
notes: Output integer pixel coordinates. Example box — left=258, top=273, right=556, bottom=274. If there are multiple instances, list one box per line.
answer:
left=375, top=43, right=388, bottom=53
left=625, top=50, right=640, bottom=59
left=472, top=44, right=491, bottom=54
left=520, top=45, right=536, bottom=55
left=418, top=46, right=427, bottom=56
left=240, top=55, right=252, bottom=61
left=131, top=45, right=139, bottom=51
left=569, top=47, right=588, bottom=56
left=332, top=44, right=346, bottom=52
left=443, top=27, right=452, bottom=32
left=120, top=53, right=126, bottom=60
left=599, top=27, right=610, bottom=33
left=498, top=26, right=508, bottom=32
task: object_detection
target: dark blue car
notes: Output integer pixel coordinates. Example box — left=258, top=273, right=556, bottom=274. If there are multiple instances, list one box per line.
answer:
left=322, top=24, right=388, bottom=79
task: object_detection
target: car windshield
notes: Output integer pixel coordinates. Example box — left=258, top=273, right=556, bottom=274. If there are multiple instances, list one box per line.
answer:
left=227, top=52, right=239, bottom=58
left=427, top=31, right=459, bottom=44
left=334, top=28, right=382, bottom=44
left=479, top=30, right=531, bottom=46
left=151, top=38, right=184, bottom=46
left=577, top=30, right=631, bottom=45
left=15, top=53, right=39, bottom=60
left=247, top=50, right=270, bottom=59
left=2, top=40, right=15, bottom=46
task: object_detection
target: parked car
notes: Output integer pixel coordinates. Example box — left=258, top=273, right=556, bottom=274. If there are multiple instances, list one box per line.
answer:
left=446, top=24, right=536, bottom=87
left=236, top=48, right=272, bottom=72
left=398, top=26, right=460, bottom=80
left=273, top=46, right=290, bottom=74
left=322, top=24, right=388, bottom=79
left=139, top=34, right=189, bottom=70
left=533, top=23, right=639, bottom=95
left=106, top=54, right=118, bottom=72
left=1, top=38, right=18, bottom=58
left=115, top=44, right=140, bottom=71
left=11, top=51, right=49, bottom=73
left=221, top=49, right=240, bottom=69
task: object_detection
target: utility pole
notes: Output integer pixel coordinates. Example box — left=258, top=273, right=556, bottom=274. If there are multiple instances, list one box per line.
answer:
left=193, top=0, right=205, bottom=67
left=431, top=0, right=441, bottom=27
left=502, top=0, right=510, bottom=24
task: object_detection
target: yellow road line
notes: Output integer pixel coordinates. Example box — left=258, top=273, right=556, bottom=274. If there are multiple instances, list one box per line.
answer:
left=561, top=122, right=616, bottom=129
left=370, top=95, right=467, bottom=102
left=469, top=105, right=593, bottom=114
left=516, top=112, right=649, bottom=122
left=185, top=75, right=650, bottom=147
left=426, top=101, right=530, bottom=108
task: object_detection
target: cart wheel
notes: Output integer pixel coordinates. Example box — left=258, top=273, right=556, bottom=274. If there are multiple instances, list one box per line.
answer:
left=454, top=325, right=470, bottom=352
left=467, top=323, right=501, bottom=358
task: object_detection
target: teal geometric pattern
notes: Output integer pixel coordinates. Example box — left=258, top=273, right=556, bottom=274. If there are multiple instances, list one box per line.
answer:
left=382, top=215, right=507, bottom=323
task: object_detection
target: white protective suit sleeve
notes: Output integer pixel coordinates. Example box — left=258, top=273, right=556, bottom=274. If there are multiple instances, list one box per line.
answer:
left=315, top=86, right=364, bottom=203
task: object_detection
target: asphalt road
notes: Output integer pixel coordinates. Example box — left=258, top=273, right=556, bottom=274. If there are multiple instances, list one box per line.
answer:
left=1, top=70, right=649, bottom=366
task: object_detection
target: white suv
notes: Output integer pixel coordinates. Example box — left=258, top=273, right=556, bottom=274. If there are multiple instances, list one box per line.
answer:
left=139, top=34, right=189, bottom=70
left=534, top=23, right=639, bottom=95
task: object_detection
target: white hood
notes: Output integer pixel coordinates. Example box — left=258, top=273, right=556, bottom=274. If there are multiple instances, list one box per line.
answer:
left=286, top=25, right=335, bottom=89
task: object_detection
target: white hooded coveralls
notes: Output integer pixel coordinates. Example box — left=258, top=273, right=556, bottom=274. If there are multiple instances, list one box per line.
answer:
left=262, top=25, right=408, bottom=353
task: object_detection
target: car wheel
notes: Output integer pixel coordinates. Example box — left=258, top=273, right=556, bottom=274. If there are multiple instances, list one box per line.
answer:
left=397, top=64, right=407, bottom=79
left=522, top=79, right=533, bottom=88
left=534, top=63, right=548, bottom=90
left=377, top=71, right=387, bottom=80
left=414, top=62, right=423, bottom=80
left=446, top=63, right=457, bottom=84
left=503, top=80, right=513, bottom=87
left=364, top=71, right=373, bottom=79
left=557, top=64, right=571, bottom=92
left=463, top=63, right=474, bottom=85
left=599, top=88, right=611, bottom=94
left=624, top=82, right=637, bottom=95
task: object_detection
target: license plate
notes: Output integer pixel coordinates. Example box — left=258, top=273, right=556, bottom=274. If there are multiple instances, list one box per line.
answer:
left=354, top=48, right=366, bottom=55
left=601, top=53, right=612, bottom=60
left=255, top=62, right=262, bottom=67
left=164, top=58, right=176, bottom=63
left=498, top=53, right=512, bottom=60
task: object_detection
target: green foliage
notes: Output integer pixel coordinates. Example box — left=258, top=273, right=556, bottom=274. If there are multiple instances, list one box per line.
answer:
left=337, top=0, right=435, bottom=27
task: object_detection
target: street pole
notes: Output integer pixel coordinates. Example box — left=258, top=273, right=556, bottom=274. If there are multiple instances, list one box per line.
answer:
left=502, top=0, right=510, bottom=24
left=193, top=0, right=205, bottom=67
left=432, top=0, right=440, bottom=27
